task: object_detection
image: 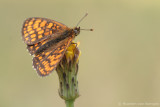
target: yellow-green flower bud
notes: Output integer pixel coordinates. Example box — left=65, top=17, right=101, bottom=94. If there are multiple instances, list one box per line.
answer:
left=56, top=42, right=80, bottom=103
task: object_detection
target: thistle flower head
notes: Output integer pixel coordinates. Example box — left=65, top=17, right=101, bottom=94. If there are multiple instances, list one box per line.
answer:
left=56, top=41, right=80, bottom=102
left=65, top=42, right=81, bottom=64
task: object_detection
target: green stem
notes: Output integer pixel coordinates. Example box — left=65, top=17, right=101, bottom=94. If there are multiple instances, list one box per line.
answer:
left=65, top=100, right=74, bottom=107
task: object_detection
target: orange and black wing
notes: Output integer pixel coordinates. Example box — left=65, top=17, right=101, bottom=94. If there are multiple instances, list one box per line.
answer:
left=22, top=17, right=69, bottom=45
left=27, top=39, right=49, bottom=55
left=32, top=37, right=73, bottom=76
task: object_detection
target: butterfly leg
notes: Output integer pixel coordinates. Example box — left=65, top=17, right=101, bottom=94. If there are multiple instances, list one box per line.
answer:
left=71, top=42, right=80, bottom=47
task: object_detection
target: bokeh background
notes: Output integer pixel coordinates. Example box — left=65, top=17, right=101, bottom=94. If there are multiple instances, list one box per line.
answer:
left=1, top=0, right=160, bottom=107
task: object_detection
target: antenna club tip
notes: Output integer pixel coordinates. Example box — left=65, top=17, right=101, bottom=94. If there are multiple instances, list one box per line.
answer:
left=76, top=13, right=88, bottom=27
left=90, top=29, right=93, bottom=31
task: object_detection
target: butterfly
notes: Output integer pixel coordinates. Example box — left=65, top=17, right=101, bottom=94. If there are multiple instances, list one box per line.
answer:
left=21, top=13, right=92, bottom=76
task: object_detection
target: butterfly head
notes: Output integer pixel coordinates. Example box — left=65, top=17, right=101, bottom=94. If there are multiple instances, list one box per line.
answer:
left=73, top=13, right=93, bottom=37
left=73, top=27, right=80, bottom=36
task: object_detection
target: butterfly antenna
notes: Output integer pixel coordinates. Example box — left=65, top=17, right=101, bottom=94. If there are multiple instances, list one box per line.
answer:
left=76, top=13, right=88, bottom=27
left=80, top=28, right=93, bottom=31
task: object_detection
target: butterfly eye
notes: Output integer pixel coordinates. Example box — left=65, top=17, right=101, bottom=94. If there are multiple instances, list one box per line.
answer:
left=74, top=29, right=80, bottom=36
left=74, top=30, right=78, bottom=34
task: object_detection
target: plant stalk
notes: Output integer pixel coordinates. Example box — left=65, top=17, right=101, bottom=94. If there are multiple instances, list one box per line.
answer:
left=65, top=100, right=74, bottom=107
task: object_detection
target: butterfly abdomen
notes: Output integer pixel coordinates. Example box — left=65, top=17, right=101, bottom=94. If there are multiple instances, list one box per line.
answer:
left=35, top=29, right=74, bottom=55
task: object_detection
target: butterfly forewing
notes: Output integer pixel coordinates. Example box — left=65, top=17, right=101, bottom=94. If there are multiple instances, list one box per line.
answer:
left=27, top=38, right=52, bottom=55
left=33, top=37, right=73, bottom=76
left=22, top=17, right=69, bottom=45
left=22, top=17, right=77, bottom=76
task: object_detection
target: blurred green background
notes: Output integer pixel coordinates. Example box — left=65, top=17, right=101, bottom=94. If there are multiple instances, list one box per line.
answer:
left=1, top=0, right=160, bottom=107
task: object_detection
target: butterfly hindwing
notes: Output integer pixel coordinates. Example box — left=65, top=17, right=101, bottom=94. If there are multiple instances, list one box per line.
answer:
left=33, top=37, right=73, bottom=76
